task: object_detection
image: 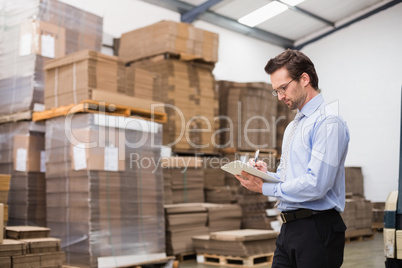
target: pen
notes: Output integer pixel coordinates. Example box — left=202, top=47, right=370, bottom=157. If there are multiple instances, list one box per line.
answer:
left=253, top=150, right=259, bottom=167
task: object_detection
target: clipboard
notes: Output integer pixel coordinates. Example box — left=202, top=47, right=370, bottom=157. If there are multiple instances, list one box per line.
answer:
left=221, top=160, right=281, bottom=183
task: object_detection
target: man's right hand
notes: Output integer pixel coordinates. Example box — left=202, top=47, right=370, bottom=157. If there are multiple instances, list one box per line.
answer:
left=249, top=159, right=268, bottom=173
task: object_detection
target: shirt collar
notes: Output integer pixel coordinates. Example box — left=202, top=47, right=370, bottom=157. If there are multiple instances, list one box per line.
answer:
left=299, top=93, right=324, bottom=117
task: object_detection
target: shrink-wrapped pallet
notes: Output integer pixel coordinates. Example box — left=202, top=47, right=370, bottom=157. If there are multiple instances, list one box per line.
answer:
left=45, top=113, right=165, bottom=267
left=0, top=0, right=103, bottom=115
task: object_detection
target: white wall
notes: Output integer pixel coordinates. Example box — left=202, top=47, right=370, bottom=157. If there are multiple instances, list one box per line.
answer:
left=62, top=0, right=402, bottom=202
left=302, top=3, right=402, bottom=202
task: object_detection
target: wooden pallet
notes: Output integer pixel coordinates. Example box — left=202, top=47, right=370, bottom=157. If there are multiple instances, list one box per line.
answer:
left=32, top=100, right=167, bottom=123
left=372, top=222, right=384, bottom=231
left=127, top=52, right=216, bottom=66
left=345, top=228, right=375, bottom=243
left=126, top=256, right=177, bottom=268
left=197, top=253, right=274, bottom=267
left=0, top=110, right=33, bottom=124
left=220, top=148, right=277, bottom=156
left=175, top=252, right=196, bottom=262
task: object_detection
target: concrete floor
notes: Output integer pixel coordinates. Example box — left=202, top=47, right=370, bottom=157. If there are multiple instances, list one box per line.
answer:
left=180, top=231, right=386, bottom=268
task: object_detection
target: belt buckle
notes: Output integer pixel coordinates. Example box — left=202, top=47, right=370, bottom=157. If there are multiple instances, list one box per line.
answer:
left=280, top=213, right=287, bottom=223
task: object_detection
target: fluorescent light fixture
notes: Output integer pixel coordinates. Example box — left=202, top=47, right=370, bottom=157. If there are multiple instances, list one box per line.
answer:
left=281, top=0, right=305, bottom=6
left=238, top=1, right=288, bottom=27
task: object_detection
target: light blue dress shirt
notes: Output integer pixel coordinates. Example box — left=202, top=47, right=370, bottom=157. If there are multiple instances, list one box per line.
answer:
left=263, top=94, right=350, bottom=212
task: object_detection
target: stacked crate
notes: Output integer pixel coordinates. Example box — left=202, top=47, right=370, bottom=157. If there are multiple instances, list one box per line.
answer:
left=119, top=20, right=220, bottom=154
left=45, top=113, right=165, bottom=267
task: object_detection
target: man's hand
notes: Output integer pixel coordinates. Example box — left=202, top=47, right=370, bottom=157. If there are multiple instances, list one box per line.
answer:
left=249, top=159, right=268, bottom=173
left=235, top=171, right=263, bottom=194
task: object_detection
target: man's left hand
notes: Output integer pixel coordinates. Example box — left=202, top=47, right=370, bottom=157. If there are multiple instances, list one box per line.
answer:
left=235, top=171, right=263, bottom=194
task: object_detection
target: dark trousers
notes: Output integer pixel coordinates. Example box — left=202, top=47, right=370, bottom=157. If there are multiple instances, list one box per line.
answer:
left=272, top=209, right=346, bottom=268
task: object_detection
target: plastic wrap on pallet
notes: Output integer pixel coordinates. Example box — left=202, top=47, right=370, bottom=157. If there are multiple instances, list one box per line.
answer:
left=0, top=0, right=103, bottom=115
left=45, top=113, right=165, bottom=267
left=0, top=121, right=46, bottom=226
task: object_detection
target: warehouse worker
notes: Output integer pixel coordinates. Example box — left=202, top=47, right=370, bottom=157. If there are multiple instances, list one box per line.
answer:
left=235, top=49, right=350, bottom=268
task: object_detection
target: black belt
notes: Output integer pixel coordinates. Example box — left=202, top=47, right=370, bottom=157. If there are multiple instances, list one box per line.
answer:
left=280, top=209, right=332, bottom=223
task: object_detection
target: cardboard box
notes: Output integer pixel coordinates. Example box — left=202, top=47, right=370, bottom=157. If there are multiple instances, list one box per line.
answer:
left=21, top=237, right=61, bottom=254
left=5, top=226, right=50, bottom=240
left=125, top=66, right=161, bottom=100
left=0, top=175, right=11, bottom=204
left=119, top=20, right=219, bottom=63
left=70, top=128, right=125, bottom=172
left=345, top=167, right=364, bottom=196
left=44, top=50, right=126, bottom=108
left=13, top=135, right=45, bottom=173
left=218, top=81, right=277, bottom=151
left=19, top=20, right=66, bottom=59
left=132, top=58, right=218, bottom=154
left=0, top=239, right=26, bottom=257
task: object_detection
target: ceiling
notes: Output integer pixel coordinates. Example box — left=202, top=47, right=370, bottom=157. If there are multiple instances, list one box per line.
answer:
left=139, top=0, right=402, bottom=49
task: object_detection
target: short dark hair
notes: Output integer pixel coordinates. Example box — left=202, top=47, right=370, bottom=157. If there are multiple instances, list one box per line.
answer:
left=264, top=49, right=319, bottom=90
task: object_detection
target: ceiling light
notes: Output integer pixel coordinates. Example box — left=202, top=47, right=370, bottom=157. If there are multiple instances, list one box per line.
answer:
left=280, top=0, right=305, bottom=6
left=238, top=1, right=288, bottom=27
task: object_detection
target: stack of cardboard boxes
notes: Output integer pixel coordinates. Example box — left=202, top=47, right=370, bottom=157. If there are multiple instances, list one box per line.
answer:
left=162, top=157, right=205, bottom=204
left=164, top=203, right=209, bottom=255
left=342, top=167, right=373, bottom=233
left=218, top=81, right=278, bottom=151
left=120, top=21, right=220, bottom=154
left=192, top=229, right=278, bottom=257
left=119, top=20, right=218, bottom=63
left=43, top=50, right=126, bottom=108
left=223, top=152, right=278, bottom=230
left=0, top=122, right=46, bottom=226
left=45, top=114, right=165, bottom=267
left=0, top=226, right=65, bottom=267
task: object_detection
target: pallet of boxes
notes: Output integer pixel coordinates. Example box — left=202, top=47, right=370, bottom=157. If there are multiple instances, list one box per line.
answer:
left=33, top=46, right=169, bottom=267
left=342, top=167, right=375, bottom=242
left=0, top=0, right=103, bottom=229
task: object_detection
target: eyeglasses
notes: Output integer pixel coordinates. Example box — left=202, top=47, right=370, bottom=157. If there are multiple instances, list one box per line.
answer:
left=272, top=77, right=297, bottom=97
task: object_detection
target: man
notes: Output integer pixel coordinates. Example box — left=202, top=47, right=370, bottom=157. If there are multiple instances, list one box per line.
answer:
left=235, top=49, right=350, bottom=268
